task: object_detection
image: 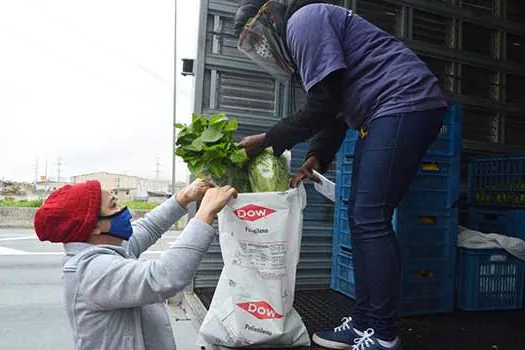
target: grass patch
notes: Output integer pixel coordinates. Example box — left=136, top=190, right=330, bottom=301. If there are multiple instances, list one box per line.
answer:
left=0, top=199, right=159, bottom=211
left=122, top=201, right=159, bottom=210
left=0, top=199, right=43, bottom=208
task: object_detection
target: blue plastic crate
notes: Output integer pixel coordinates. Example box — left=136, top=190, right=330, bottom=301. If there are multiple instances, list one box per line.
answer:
left=333, top=207, right=458, bottom=260
left=394, top=208, right=458, bottom=244
left=337, top=184, right=351, bottom=203
left=468, top=155, right=525, bottom=208
left=338, top=139, right=357, bottom=159
left=399, top=261, right=455, bottom=316
left=335, top=105, right=461, bottom=160
left=336, top=154, right=460, bottom=210
left=336, top=159, right=353, bottom=183
left=334, top=203, right=351, bottom=249
left=425, top=104, right=462, bottom=157
left=396, top=208, right=458, bottom=262
left=400, top=241, right=456, bottom=263
left=335, top=129, right=357, bottom=163
left=400, top=155, right=460, bottom=209
left=457, top=248, right=525, bottom=311
left=468, top=207, right=525, bottom=241
left=330, top=246, right=455, bottom=316
left=330, top=246, right=356, bottom=299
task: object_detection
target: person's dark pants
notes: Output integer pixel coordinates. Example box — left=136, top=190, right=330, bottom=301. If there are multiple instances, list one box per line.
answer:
left=348, top=108, right=446, bottom=341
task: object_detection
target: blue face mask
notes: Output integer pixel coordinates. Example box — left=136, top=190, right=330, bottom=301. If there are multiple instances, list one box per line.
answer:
left=99, top=207, right=133, bottom=240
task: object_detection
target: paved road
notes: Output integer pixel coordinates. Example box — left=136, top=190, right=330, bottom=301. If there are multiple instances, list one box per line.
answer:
left=0, top=228, right=183, bottom=350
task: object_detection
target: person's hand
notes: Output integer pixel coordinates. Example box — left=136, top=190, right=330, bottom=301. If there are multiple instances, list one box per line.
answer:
left=237, top=133, right=267, bottom=157
left=176, top=179, right=214, bottom=208
left=196, top=186, right=238, bottom=224
left=291, top=156, right=323, bottom=188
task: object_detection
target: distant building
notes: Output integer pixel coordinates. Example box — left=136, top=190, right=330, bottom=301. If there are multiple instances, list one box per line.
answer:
left=0, top=180, right=60, bottom=201
left=35, top=179, right=69, bottom=195
left=70, top=172, right=183, bottom=202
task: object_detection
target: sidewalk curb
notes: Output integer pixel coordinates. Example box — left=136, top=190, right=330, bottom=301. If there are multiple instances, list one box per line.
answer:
left=178, top=292, right=222, bottom=350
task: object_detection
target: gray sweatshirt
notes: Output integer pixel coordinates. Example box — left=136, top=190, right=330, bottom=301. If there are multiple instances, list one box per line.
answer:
left=61, top=196, right=216, bottom=350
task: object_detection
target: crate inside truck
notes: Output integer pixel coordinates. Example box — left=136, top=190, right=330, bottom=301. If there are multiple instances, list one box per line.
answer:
left=183, top=0, right=525, bottom=349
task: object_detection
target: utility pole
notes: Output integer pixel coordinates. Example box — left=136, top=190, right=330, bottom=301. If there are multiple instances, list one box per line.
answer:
left=34, top=158, right=39, bottom=184
left=45, top=160, right=48, bottom=181
left=156, top=157, right=161, bottom=180
left=57, top=157, right=63, bottom=183
left=171, top=0, right=178, bottom=194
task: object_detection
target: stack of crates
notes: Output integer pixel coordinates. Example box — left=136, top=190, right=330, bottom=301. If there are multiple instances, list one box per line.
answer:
left=331, top=104, right=462, bottom=316
left=459, top=155, right=525, bottom=310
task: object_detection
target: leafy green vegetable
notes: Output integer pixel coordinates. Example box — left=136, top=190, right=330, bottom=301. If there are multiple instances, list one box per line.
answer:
left=248, top=148, right=291, bottom=192
left=211, top=167, right=251, bottom=193
left=175, top=113, right=250, bottom=192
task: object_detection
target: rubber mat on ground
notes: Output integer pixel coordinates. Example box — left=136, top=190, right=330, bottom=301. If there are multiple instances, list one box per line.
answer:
left=195, top=288, right=525, bottom=350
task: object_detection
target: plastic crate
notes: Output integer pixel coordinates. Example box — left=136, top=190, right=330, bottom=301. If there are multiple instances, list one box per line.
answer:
left=395, top=208, right=458, bottom=262
left=468, top=155, right=525, bottom=208
left=338, top=139, right=357, bottom=159
left=394, top=208, right=458, bottom=242
left=336, top=155, right=460, bottom=210
left=330, top=246, right=455, bottom=316
left=425, top=104, right=462, bottom=157
left=334, top=105, right=461, bottom=160
left=334, top=203, right=351, bottom=249
left=400, top=155, right=460, bottom=209
left=330, top=246, right=355, bottom=299
left=399, top=261, right=455, bottom=316
left=457, top=248, right=525, bottom=311
left=468, top=207, right=525, bottom=241
left=334, top=205, right=458, bottom=253
left=336, top=157, right=353, bottom=185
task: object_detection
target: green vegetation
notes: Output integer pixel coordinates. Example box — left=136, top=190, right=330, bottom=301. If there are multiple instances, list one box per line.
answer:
left=175, top=113, right=248, bottom=179
left=0, top=199, right=158, bottom=211
left=122, top=201, right=159, bottom=210
left=0, top=199, right=43, bottom=208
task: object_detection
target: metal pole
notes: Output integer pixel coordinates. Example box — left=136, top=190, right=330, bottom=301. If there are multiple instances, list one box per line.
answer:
left=171, top=0, right=177, bottom=194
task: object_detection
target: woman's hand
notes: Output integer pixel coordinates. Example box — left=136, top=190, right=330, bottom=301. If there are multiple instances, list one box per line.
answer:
left=196, top=186, right=238, bottom=224
left=176, top=179, right=214, bottom=208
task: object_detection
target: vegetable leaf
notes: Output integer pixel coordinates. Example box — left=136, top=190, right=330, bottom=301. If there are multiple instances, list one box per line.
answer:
left=231, top=149, right=248, bottom=165
left=201, top=128, right=224, bottom=143
left=174, top=114, right=249, bottom=181
left=209, top=114, right=228, bottom=125
left=224, top=119, right=238, bottom=132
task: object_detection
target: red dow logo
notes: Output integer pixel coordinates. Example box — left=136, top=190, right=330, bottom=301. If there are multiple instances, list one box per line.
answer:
left=237, top=301, right=283, bottom=319
left=233, top=204, right=276, bottom=222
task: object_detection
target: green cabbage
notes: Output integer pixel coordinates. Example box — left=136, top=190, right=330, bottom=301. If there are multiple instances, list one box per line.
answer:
left=248, top=148, right=291, bottom=192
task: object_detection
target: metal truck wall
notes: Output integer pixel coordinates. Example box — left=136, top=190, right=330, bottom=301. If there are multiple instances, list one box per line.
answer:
left=192, top=0, right=338, bottom=289
left=192, top=0, right=525, bottom=289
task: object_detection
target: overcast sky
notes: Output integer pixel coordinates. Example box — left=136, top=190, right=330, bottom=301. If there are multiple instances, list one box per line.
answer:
left=0, top=0, right=199, bottom=183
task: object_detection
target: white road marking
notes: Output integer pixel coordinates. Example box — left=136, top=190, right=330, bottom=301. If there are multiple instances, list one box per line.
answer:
left=0, top=237, right=35, bottom=242
left=0, top=247, right=26, bottom=255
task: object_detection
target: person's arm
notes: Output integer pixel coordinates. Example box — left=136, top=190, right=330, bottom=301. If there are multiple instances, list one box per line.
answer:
left=79, top=186, right=237, bottom=311
left=80, top=218, right=216, bottom=310
left=125, top=195, right=187, bottom=258
left=306, top=116, right=348, bottom=173
left=264, top=70, right=344, bottom=156
left=126, top=180, right=211, bottom=257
